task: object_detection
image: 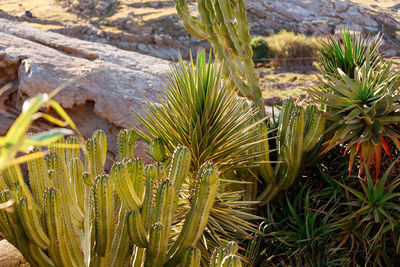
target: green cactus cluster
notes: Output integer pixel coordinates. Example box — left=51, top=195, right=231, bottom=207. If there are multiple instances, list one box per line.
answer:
left=174, top=0, right=264, bottom=116
left=256, top=100, right=326, bottom=204
left=173, top=1, right=327, bottom=204
left=0, top=129, right=243, bottom=267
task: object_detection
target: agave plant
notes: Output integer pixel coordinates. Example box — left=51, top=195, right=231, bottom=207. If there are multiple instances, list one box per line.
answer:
left=316, top=28, right=382, bottom=78
left=310, top=54, right=400, bottom=179
left=337, top=161, right=400, bottom=237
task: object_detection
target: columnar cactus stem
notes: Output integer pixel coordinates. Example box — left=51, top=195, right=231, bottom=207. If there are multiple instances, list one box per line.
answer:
left=27, top=147, right=50, bottom=207
left=93, top=174, right=114, bottom=257
left=117, top=129, right=137, bottom=161
left=166, top=162, right=219, bottom=265
left=173, top=0, right=265, bottom=117
left=257, top=100, right=326, bottom=204
left=210, top=242, right=243, bottom=267
left=0, top=130, right=225, bottom=267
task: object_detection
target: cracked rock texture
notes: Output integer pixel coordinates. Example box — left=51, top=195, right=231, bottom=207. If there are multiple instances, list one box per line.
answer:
left=0, top=18, right=170, bottom=163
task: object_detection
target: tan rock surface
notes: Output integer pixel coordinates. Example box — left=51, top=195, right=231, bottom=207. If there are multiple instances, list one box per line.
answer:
left=0, top=18, right=170, bottom=162
left=0, top=240, right=29, bottom=267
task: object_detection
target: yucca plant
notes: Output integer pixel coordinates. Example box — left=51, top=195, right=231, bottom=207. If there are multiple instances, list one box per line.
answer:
left=310, top=53, right=400, bottom=179
left=137, top=50, right=261, bottom=174
left=316, top=29, right=382, bottom=78
left=136, top=50, right=263, bottom=256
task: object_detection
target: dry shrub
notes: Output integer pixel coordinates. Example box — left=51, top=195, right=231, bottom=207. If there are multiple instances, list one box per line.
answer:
left=267, top=30, right=316, bottom=70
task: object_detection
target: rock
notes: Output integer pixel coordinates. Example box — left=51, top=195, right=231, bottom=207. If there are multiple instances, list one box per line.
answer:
left=94, top=1, right=111, bottom=15
left=274, top=2, right=311, bottom=20
left=334, top=1, right=349, bottom=12
left=245, top=0, right=397, bottom=43
left=344, top=6, right=378, bottom=27
left=0, top=18, right=170, bottom=161
left=154, top=34, right=165, bottom=46
left=0, top=240, right=29, bottom=267
left=138, top=43, right=149, bottom=53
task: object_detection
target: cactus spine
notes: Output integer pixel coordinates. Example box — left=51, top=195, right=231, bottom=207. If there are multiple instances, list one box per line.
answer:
left=0, top=129, right=227, bottom=266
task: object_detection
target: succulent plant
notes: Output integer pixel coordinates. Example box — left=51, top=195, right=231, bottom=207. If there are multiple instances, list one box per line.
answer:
left=257, top=100, right=326, bottom=204
left=173, top=0, right=265, bottom=117
left=137, top=50, right=261, bottom=174
left=316, top=29, right=382, bottom=79
left=136, top=50, right=263, bottom=255
left=310, top=54, right=400, bottom=179
left=210, top=241, right=243, bottom=267
left=0, top=129, right=233, bottom=266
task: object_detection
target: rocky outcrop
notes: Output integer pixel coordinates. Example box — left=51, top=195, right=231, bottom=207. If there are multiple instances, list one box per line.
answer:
left=246, top=0, right=399, bottom=43
left=0, top=18, right=170, bottom=163
left=0, top=1, right=397, bottom=60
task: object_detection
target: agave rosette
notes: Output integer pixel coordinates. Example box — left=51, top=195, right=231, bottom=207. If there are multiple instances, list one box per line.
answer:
left=310, top=56, right=400, bottom=179
left=316, top=29, right=382, bottom=79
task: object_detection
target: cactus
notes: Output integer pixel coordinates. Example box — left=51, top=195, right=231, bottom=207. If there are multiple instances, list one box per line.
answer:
left=0, top=129, right=220, bottom=267
left=173, top=0, right=265, bottom=117
left=257, top=100, right=326, bottom=204
left=149, top=138, right=166, bottom=162
left=210, top=242, right=243, bottom=267
left=172, top=1, right=327, bottom=204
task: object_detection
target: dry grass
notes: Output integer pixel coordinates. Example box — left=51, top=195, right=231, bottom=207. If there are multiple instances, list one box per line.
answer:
left=258, top=68, right=316, bottom=104
left=0, top=0, right=82, bottom=23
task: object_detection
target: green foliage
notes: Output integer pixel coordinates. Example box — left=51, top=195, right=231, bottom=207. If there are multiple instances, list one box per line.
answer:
left=316, top=29, right=382, bottom=78
left=136, top=50, right=262, bottom=257
left=310, top=42, right=400, bottom=179
left=254, top=159, right=400, bottom=266
left=251, top=36, right=269, bottom=62
left=258, top=182, right=344, bottom=266
left=0, top=93, right=81, bottom=171
left=337, top=162, right=400, bottom=250
left=256, top=100, right=326, bottom=204
left=266, top=30, right=315, bottom=69
left=173, top=0, right=265, bottom=116
left=0, top=92, right=82, bottom=211
left=137, top=50, right=261, bottom=174
left=0, top=127, right=246, bottom=266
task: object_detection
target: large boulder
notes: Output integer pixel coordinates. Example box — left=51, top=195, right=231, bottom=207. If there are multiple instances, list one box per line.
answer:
left=0, top=18, right=170, bottom=163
